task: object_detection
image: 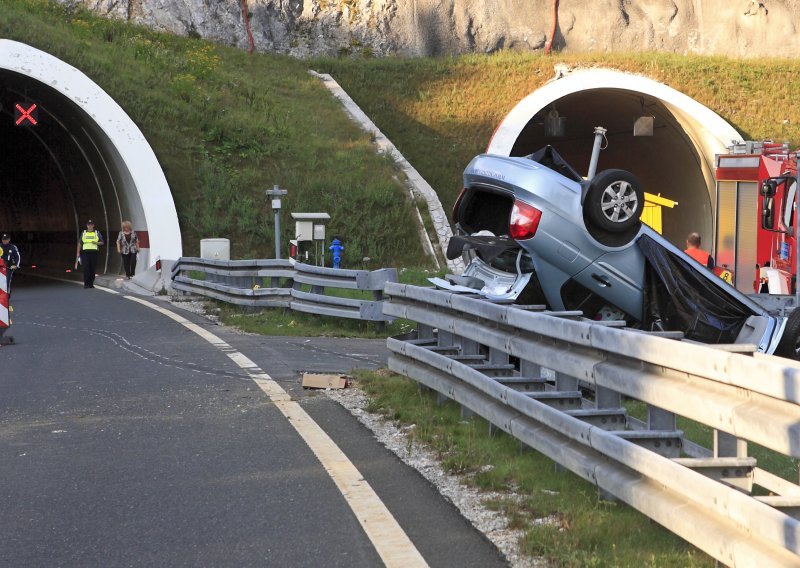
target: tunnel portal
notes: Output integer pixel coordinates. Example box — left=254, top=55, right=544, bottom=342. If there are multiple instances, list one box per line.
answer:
left=0, top=39, right=181, bottom=279
left=488, top=69, right=742, bottom=249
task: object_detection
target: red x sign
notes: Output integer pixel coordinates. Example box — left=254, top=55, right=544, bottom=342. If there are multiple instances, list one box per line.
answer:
left=14, top=103, right=38, bottom=126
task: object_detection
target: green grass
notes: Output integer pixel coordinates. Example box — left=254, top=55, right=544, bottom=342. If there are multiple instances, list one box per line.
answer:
left=354, top=369, right=714, bottom=567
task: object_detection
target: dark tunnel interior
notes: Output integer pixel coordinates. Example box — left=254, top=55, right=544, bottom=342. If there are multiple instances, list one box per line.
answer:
left=507, top=89, right=713, bottom=247
left=0, top=70, right=125, bottom=277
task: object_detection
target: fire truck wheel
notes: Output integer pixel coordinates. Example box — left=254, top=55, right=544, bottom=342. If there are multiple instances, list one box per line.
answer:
left=585, top=169, right=645, bottom=233
left=776, top=309, right=800, bottom=360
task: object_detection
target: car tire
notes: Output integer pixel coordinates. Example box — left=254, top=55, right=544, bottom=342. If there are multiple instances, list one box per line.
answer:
left=585, top=169, right=645, bottom=233
left=776, top=308, right=800, bottom=360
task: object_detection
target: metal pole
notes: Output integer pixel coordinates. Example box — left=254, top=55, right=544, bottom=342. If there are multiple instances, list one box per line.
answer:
left=266, top=184, right=287, bottom=260
left=587, top=126, right=607, bottom=180
left=274, top=206, right=281, bottom=260
left=795, top=155, right=799, bottom=306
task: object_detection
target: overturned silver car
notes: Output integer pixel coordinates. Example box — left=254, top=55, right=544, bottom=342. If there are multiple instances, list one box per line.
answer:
left=444, top=129, right=798, bottom=358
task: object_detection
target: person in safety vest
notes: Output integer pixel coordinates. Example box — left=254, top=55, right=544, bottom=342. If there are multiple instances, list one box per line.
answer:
left=684, top=232, right=715, bottom=270
left=75, top=220, right=104, bottom=289
left=0, top=233, right=21, bottom=294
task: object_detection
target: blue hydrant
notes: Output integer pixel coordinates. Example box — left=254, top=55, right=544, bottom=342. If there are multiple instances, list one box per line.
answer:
left=329, top=238, right=344, bottom=269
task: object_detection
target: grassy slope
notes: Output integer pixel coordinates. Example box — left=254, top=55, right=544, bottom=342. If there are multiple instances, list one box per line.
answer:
left=2, top=0, right=427, bottom=267
left=314, top=52, right=800, bottom=214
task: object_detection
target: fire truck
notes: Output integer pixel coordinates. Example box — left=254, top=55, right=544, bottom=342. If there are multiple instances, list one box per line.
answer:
left=714, top=142, right=799, bottom=311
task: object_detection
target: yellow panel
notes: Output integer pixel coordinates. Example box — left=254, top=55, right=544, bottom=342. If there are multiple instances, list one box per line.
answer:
left=641, top=193, right=677, bottom=234
left=642, top=204, right=663, bottom=234
left=644, top=192, right=678, bottom=208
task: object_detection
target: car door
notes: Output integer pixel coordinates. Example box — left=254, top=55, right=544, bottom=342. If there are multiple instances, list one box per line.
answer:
left=570, top=245, right=646, bottom=321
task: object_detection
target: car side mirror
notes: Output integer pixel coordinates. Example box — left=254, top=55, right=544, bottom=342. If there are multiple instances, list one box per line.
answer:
left=762, top=196, right=775, bottom=230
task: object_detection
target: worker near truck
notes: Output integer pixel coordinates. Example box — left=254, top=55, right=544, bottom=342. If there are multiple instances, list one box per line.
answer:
left=684, top=232, right=715, bottom=270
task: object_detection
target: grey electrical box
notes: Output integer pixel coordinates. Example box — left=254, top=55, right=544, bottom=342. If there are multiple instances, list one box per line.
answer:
left=291, top=212, right=330, bottom=242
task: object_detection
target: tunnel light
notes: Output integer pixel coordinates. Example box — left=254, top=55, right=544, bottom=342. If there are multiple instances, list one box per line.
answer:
left=544, top=108, right=565, bottom=138
left=634, top=116, right=654, bottom=136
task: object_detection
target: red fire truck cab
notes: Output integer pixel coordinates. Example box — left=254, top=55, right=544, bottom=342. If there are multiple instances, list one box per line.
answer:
left=715, top=142, right=798, bottom=305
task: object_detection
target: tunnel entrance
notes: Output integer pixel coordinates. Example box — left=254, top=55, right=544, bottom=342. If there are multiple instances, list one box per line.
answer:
left=488, top=69, right=742, bottom=249
left=0, top=39, right=181, bottom=280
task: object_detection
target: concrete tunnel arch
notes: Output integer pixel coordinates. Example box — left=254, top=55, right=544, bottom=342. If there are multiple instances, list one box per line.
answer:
left=0, top=39, right=181, bottom=278
left=487, top=68, right=743, bottom=249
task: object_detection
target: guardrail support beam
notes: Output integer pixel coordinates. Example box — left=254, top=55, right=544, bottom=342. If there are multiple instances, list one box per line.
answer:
left=714, top=431, right=748, bottom=458
left=648, top=406, right=676, bottom=431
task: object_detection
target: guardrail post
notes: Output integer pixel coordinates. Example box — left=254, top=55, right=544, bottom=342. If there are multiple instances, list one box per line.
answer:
left=489, top=346, right=509, bottom=365
left=520, top=359, right=541, bottom=379
left=595, top=386, right=620, bottom=409
left=555, top=371, right=578, bottom=392
left=418, top=323, right=435, bottom=340
left=436, top=329, right=455, bottom=406
left=455, top=335, right=480, bottom=356
left=714, top=431, right=748, bottom=458
left=458, top=332, right=479, bottom=418
left=438, top=330, right=455, bottom=349
left=648, top=406, right=676, bottom=431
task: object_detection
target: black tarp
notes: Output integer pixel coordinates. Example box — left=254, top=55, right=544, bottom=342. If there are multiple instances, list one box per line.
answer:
left=525, top=145, right=584, bottom=182
left=637, top=234, right=755, bottom=343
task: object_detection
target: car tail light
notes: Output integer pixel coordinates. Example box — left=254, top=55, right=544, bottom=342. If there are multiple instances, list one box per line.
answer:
left=452, top=188, right=468, bottom=223
left=509, top=200, right=542, bottom=240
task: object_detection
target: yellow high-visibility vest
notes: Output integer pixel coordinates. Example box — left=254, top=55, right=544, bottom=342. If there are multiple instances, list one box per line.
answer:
left=82, top=231, right=100, bottom=251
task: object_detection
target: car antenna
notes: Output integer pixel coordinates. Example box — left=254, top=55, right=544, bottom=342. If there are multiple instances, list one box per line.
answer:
left=587, top=126, right=607, bottom=180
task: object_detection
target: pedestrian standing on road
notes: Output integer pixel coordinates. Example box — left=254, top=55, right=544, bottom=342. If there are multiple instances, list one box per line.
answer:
left=1, top=233, right=21, bottom=294
left=683, top=232, right=715, bottom=270
left=116, top=220, right=139, bottom=280
left=76, top=220, right=104, bottom=289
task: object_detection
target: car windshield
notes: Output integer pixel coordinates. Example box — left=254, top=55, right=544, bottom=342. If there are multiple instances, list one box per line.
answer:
left=524, top=145, right=584, bottom=183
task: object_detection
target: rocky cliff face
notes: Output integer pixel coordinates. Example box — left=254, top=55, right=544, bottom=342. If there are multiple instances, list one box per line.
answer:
left=66, top=0, right=800, bottom=58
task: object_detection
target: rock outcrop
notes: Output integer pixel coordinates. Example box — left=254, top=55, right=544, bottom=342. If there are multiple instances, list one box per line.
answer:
left=65, top=0, right=800, bottom=58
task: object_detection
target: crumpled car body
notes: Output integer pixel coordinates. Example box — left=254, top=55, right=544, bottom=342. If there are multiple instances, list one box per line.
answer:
left=448, top=148, right=791, bottom=356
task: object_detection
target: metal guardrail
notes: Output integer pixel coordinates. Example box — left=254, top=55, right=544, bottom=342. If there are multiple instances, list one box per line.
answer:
left=170, top=257, right=397, bottom=322
left=171, top=258, right=294, bottom=307
left=292, top=263, right=397, bottom=321
left=383, top=283, right=800, bottom=566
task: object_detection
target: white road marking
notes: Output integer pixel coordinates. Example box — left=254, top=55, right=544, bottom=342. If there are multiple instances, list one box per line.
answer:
left=124, top=295, right=428, bottom=568
left=26, top=273, right=119, bottom=294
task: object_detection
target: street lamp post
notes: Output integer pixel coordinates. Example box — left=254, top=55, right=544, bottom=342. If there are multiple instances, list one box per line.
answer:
left=266, top=185, right=288, bottom=259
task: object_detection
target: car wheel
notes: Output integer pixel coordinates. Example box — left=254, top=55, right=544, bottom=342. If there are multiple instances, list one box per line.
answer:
left=585, top=169, right=644, bottom=233
left=776, top=309, right=800, bottom=360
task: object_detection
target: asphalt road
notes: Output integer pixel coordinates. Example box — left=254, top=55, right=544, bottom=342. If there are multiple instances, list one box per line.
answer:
left=0, top=274, right=508, bottom=567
